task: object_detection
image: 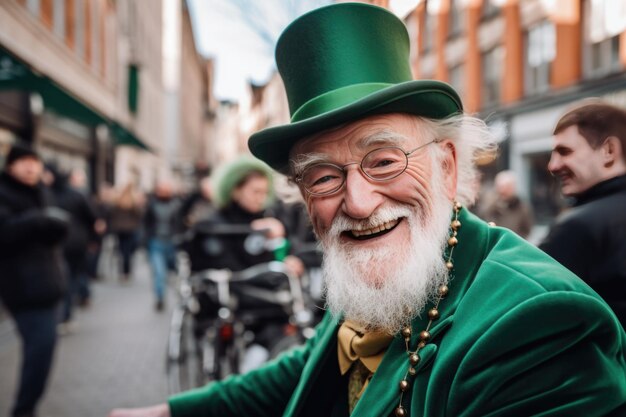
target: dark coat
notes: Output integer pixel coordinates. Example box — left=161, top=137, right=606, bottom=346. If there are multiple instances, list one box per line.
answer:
left=49, top=175, right=97, bottom=263
left=143, top=195, right=182, bottom=241
left=0, top=172, right=68, bottom=313
left=184, top=202, right=276, bottom=272
left=540, top=174, right=626, bottom=327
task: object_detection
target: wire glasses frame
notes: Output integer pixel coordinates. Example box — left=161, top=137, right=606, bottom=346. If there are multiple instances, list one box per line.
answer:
left=294, top=138, right=441, bottom=196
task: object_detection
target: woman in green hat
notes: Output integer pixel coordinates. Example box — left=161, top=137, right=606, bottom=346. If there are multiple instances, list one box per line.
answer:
left=198, top=155, right=286, bottom=271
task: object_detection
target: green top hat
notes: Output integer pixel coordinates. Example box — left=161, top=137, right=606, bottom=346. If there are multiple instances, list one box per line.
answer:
left=248, top=2, right=463, bottom=173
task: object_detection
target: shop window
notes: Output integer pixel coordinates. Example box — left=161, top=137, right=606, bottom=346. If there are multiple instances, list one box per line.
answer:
left=524, top=20, right=555, bottom=96
left=527, top=152, right=564, bottom=225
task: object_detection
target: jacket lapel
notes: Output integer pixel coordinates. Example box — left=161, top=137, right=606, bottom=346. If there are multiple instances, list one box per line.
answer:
left=283, top=314, right=342, bottom=417
left=350, top=314, right=454, bottom=416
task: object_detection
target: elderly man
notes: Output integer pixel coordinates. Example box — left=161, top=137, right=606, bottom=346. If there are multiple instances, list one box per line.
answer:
left=540, top=101, right=626, bottom=327
left=110, top=4, right=626, bottom=417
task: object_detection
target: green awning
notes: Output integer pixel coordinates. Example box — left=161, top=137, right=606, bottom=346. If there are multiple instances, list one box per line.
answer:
left=109, top=122, right=152, bottom=151
left=0, top=47, right=151, bottom=152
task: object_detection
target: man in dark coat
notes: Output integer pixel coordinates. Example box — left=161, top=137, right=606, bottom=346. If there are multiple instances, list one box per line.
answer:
left=48, top=165, right=97, bottom=332
left=0, top=143, right=69, bottom=417
left=540, top=101, right=626, bottom=327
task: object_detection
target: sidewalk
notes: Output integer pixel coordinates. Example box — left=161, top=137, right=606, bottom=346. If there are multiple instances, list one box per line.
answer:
left=0, top=250, right=174, bottom=417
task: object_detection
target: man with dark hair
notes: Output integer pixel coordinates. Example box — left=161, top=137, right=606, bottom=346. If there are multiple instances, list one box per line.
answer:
left=0, top=142, right=69, bottom=417
left=540, top=100, right=626, bottom=326
left=110, top=4, right=626, bottom=417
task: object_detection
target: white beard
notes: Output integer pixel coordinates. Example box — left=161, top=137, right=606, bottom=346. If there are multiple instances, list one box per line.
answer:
left=320, top=176, right=453, bottom=335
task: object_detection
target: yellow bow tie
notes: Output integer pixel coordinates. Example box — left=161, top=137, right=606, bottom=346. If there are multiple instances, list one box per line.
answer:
left=337, top=320, right=394, bottom=375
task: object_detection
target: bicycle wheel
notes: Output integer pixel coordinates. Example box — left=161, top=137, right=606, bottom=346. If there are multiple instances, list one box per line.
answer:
left=166, top=306, right=204, bottom=393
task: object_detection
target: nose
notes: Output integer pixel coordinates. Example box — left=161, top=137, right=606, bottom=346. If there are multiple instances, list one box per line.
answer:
left=547, top=153, right=561, bottom=173
left=341, top=167, right=383, bottom=219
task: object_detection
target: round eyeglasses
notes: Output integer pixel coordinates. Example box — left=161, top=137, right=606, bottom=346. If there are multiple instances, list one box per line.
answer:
left=294, top=139, right=440, bottom=196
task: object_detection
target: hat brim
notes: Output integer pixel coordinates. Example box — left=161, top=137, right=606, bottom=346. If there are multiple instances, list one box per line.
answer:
left=248, top=80, right=462, bottom=173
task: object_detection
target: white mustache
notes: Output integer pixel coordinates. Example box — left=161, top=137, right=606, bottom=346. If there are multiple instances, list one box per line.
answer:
left=327, top=205, right=413, bottom=238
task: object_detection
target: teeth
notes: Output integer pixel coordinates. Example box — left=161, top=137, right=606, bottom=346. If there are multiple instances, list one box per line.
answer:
left=351, top=219, right=399, bottom=237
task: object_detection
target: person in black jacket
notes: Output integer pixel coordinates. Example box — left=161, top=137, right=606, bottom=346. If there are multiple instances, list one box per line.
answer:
left=190, top=155, right=286, bottom=273
left=47, top=165, right=97, bottom=333
left=0, top=143, right=69, bottom=417
left=540, top=101, right=626, bottom=327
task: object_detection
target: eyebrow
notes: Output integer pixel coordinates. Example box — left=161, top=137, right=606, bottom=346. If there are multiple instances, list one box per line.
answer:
left=358, top=130, right=410, bottom=149
left=552, top=145, right=572, bottom=154
left=290, top=130, right=411, bottom=177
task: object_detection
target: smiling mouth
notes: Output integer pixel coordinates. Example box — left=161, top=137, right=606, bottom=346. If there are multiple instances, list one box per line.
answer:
left=344, top=218, right=403, bottom=241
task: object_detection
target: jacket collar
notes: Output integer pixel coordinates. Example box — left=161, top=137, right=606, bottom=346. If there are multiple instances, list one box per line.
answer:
left=573, top=174, right=626, bottom=207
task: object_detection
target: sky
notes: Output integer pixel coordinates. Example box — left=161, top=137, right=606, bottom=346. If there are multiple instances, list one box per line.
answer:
left=187, top=0, right=420, bottom=103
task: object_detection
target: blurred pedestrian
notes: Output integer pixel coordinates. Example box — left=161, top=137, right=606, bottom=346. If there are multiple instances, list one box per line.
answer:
left=109, top=182, right=144, bottom=281
left=47, top=165, right=98, bottom=333
left=180, top=175, right=215, bottom=227
left=209, top=155, right=286, bottom=270
left=540, top=101, right=626, bottom=326
left=479, top=170, right=533, bottom=238
left=0, top=143, right=69, bottom=417
left=144, top=179, right=181, bottom=311
left=86, top=182, right=113, bottom=281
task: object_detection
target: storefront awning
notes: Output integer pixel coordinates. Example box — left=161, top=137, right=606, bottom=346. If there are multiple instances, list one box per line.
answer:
left=109, top=122, right=152, bottom=151
left=0, top=47, right=151, bottom=152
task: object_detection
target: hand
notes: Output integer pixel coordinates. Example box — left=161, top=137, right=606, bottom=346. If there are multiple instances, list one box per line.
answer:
left=108, top=403, right=170, bottom=417
left=94, top=218, right=107, bottom=235
left=251, top=217, right=286, bottom=239
left=284, top=255, right=305, bottom=277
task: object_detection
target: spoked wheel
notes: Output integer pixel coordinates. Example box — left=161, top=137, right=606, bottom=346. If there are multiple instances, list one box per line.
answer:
left=167, top=307, right=205, bottom=393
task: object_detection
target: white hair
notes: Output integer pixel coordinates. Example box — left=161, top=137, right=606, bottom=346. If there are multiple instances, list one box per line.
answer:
left=417, top=114, right=498, bottom=207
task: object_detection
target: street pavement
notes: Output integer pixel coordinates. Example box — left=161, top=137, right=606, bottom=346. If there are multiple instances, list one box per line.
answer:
left=0, top=249, right=175, bottom=417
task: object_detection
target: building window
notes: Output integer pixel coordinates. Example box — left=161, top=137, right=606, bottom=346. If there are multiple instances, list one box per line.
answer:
left=128, top=64, right=140, bottom=114
left=52, top=0, right=65, bottom=39
left=91, top=0, right=100, bottom=72
left=75, top=0, right=85, bottom=60
left=481, top=47, right=503, bottom=107
left=583, top=0, right=625, bottom=78
left=524, top=20, right=555, bottom=96
left=449, top=63, right=465, bottom=100
left=26, top=0, right=41, bottom=17
left=481, top=0, right=500, bottom=19
left=422, top=5, right=436, bottom=53
left=449, top=0, right=465, bottom=38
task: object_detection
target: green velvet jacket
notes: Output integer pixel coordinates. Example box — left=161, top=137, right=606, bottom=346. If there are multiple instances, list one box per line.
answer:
left=169, top=210, right=626, bottom=417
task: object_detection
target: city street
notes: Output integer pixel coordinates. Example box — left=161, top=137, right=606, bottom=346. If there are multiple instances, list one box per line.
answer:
left=0, top=250, right=174, bottom=417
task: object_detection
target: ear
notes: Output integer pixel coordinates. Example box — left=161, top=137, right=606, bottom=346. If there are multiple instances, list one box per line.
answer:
left=601, top=136, right=623, bottom=168
left=439, top=140, right=458, bottom=201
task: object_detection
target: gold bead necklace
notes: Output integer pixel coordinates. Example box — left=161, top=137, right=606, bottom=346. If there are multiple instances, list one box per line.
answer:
left=394, top=201, right=462, bottom=417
